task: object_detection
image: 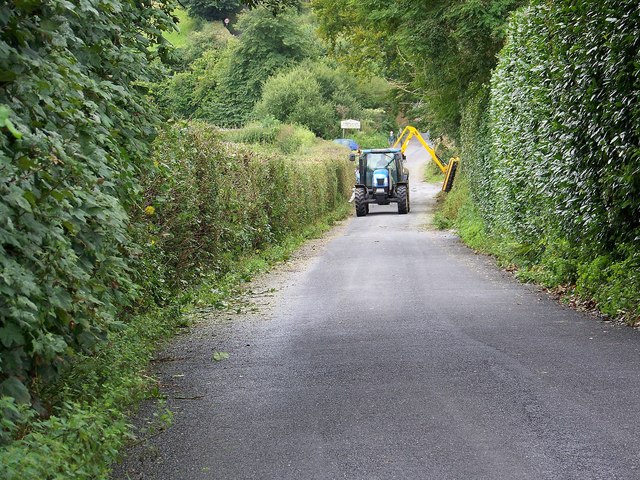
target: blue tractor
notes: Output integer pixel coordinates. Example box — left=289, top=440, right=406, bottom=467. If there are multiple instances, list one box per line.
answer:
left=351, top=148, right=410, bottom=216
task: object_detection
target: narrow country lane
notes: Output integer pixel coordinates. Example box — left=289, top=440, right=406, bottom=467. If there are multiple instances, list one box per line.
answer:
left=115, top=139, right=640, bottom=480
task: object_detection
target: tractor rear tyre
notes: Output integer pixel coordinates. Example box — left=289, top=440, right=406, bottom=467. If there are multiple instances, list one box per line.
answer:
left=397, top=185, right=408, bottom=214
left=355, top=188, right=367, bottom=217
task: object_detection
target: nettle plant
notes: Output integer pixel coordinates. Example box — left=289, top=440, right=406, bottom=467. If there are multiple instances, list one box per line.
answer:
left=0, top=1, right=176, bottom=404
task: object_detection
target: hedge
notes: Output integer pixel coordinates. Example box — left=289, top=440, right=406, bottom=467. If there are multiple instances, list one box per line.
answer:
left=135, top=122, right=351, bottom=302
left=0, top=0, right=176, bottom=404
left=455, top=0, right=640, bottom=319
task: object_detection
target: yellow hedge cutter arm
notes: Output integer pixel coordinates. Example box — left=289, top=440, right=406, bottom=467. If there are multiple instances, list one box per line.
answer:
left=393, top=126, right=459, bottom=192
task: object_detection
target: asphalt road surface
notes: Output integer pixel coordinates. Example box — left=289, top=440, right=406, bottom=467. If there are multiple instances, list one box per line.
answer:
left=115, top=140, right=640, bottom=480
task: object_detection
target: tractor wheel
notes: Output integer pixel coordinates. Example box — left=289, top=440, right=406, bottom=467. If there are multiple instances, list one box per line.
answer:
left=407, top=186, right=411, bottom=212
left=397, top=185, right=408, bottom=214
left=355, top=188, right=367, bottom=217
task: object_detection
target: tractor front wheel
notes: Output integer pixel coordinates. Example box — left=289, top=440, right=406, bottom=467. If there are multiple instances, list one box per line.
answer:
left=397, top=185, right=408, bottom=214
left=355, top=188, right=367, bottom=217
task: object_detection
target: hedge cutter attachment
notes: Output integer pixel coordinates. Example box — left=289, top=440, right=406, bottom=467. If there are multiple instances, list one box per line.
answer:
left=393, top=126, right=459, bottom=192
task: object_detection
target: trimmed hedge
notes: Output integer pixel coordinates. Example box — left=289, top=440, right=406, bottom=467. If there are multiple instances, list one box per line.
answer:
left=134, top=121, right=352, bottom=305
left=223, top=118, right=317, bottom=154
left=453, top=0, right=640, bottom=319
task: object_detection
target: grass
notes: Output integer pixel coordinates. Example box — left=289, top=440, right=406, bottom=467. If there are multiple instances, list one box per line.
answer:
left=163, top=8, right=200, bottom=48
left=423, top=160, right=444, bottom=183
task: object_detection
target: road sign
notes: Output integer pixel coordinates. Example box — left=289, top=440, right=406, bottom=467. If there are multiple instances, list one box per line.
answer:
left=340, top=119, right=361, bottom=130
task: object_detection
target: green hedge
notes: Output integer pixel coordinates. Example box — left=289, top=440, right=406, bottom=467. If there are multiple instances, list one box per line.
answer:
left=451, top=0, right=640, bottom=320
left=0, top=0, right=175, bottom=404
left=134, top=121, right=351, bottom=304
left=223, top=118, right=317, bottom=154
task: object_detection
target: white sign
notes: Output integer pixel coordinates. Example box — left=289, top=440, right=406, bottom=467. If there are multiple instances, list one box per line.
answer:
left=340, top=119, right=361, bottom=130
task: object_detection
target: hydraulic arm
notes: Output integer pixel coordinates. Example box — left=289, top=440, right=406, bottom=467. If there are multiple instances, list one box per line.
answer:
left=393, top=126, right=459, bottom=192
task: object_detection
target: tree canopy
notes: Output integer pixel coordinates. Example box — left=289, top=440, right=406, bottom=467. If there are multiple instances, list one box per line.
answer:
left=157, top=7, right=322, bottom=126
left=183, top=0, right=301, bottom=20
left=312, top=0, right=525, bottom=138
left=253, top=60, right=364, bottom=138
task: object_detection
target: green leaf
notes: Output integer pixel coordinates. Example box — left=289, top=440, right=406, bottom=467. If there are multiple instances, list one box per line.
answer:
left=211, top=351, right=229, bottom=362
left=0, top=377, right=31, bottom=404
left=0, top=323, right=25, bottom=348
left=22, top=190, right=37, bottom=208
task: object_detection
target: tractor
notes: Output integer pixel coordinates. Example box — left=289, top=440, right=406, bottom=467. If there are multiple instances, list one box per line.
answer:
left=349, top=126, right=460, bottom=218
left=350, top=148, right=410, bottom=216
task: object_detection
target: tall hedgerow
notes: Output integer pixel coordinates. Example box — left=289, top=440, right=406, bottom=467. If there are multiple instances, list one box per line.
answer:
left=0, top=1, right=176, bottom=403
left=137, top=122, right=351, bottom=299
left=489, top=0, right=640, bottom=257
left=455, top=0, right=640, bottom=318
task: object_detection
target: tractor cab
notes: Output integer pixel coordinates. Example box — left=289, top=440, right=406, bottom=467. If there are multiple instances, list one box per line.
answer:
left=360, top=150, right=403, bottom=189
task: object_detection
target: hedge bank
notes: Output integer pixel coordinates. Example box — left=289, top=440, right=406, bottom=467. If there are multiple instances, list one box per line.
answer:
left=438, top=0, right=640, bottom=322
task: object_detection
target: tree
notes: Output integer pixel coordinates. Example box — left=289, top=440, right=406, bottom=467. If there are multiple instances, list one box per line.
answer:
left=184, top=0, right=301, bottom=20
left=253, top=60, right=363, bottom=138
left=312, top=0, right=525, bottom=139
left=183, top=0, right=243, bottom=20
left=158, top=6, right=322, bottom=126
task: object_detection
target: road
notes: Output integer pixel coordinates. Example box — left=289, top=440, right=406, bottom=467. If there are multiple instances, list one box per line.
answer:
left=115, top=140, right=640, bottom=480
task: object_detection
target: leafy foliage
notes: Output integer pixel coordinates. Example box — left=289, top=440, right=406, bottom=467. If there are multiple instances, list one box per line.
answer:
left=135, top=122, right=351, bottom=298
left=0, top=0, right=176, bottom=402
left=488, top=0, right=640, bottom=256
left=157, top=7, right=396, bottom=135
left=351, top=131, right=389, bottom=149
left=171, top=17, right=232, bottom=67
left=224, top=117, right=317, bottom=153
left=163, top=7, right=202, bottom=49
left=253, top=60, right=364, bottom=138
left=446, top=0, right=640, bottom=320
left=0, top=301, right=182, bottom=479
left=184, top=0, right=244, bottom=20
left=184, top=0, right=300, bottom=20
left=312, top=0, right=525, bottom=139
left=156, top=7, right=322, bottom=126
left=245, top=0, right=301, bottom=11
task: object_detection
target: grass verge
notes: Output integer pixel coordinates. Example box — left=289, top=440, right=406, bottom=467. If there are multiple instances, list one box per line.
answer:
left=423, top=160, right=444, bottom=184
left=434, top=178, right=640, bottom=326
left=0, top=203, right=351, bottom=480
